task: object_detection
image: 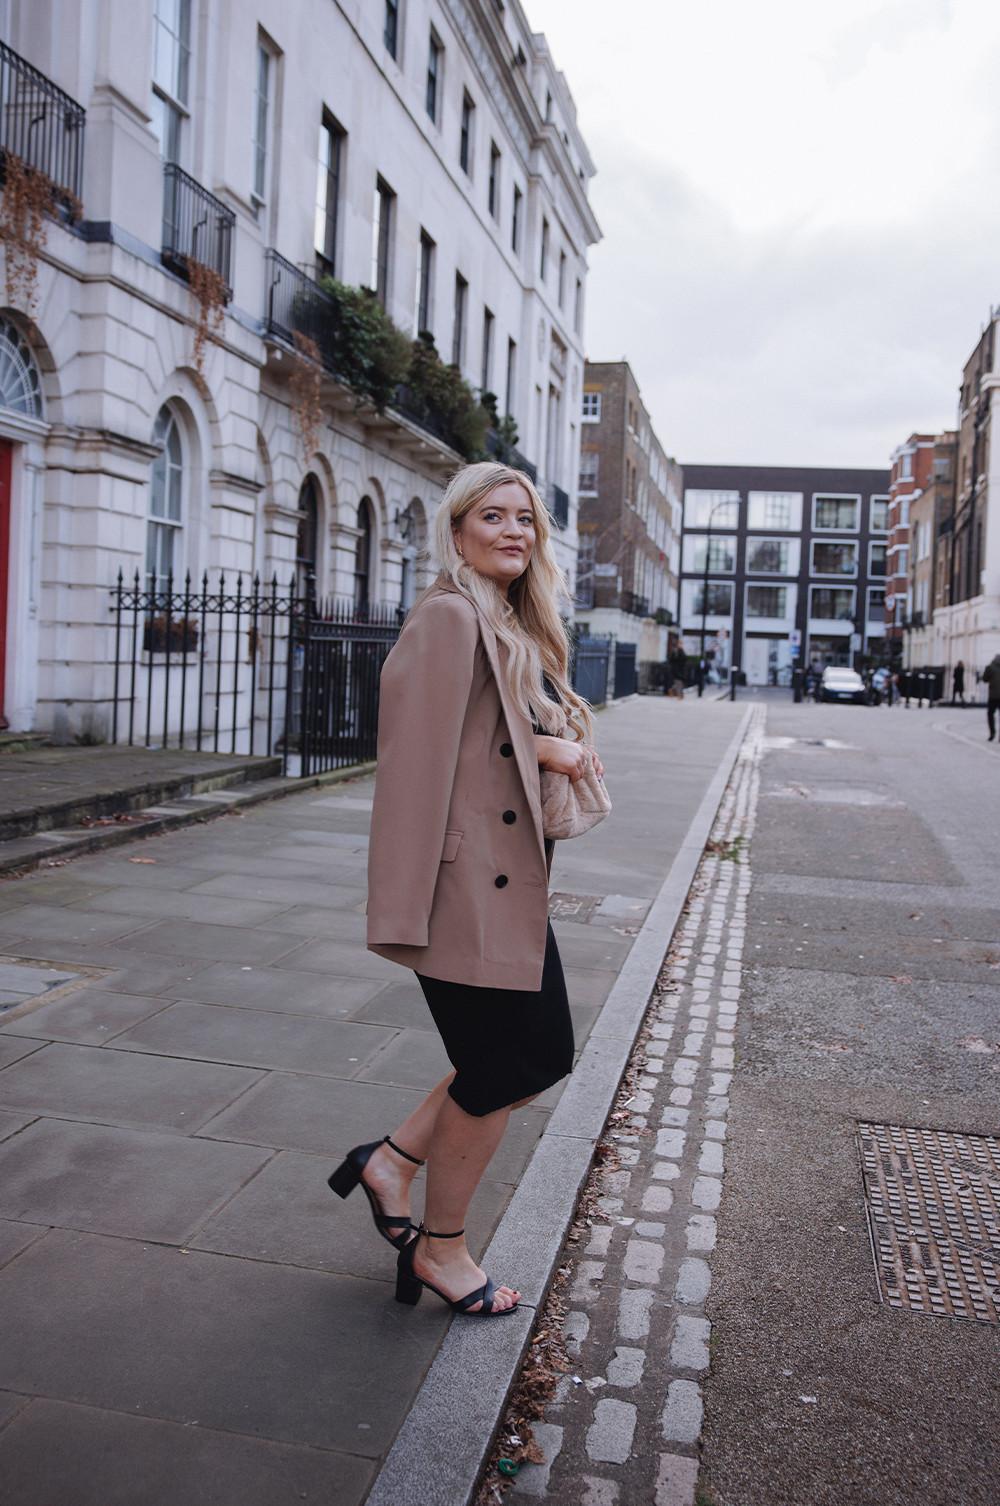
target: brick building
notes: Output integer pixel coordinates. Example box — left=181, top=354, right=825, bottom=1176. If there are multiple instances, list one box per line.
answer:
left=885, top=434, right=935, bottom=658
left=678, top=464, right=890, bottom=685
left=575, top=361, right=681, bottom=680
left=906, top=432, right=956, bottom=668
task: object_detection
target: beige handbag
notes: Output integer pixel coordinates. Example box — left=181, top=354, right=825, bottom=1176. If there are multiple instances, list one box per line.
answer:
left=539, top=749, right=611, bottom=840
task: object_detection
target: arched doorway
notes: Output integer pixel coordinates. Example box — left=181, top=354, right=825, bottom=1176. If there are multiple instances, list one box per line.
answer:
left=355, top=497, right=374, bottom=610
left=296, top=475, right=321, bottom=599
left=0, top=317, right=44, bottom=728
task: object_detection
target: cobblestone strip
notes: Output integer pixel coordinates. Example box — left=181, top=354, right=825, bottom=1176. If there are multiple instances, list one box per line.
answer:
left=479, top=708, right=765, bottom=1506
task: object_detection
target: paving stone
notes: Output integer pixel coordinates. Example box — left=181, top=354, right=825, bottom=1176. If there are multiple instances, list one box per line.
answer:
left=670, top=1060, right=697, bottom=1086
left=655, top=1451, right=699, bottom=1505
left=675, top=1257, right=711, bottom=1306
left=685, top=1215, right=717, bottom=1253
left=0, top=1218, right=47, bottom=1271
left=570, top=1259, right=606, bottom=1305
left=704, top=1118, right=727, bottom=1141
left=196, top=1071, right=425, bottom=1154
left=0, top=1396, right=373, bottom=1506
left=0, top=1109, right=34, bottom=1144
left=0, top=1116, right=275, bottom=1243
left=510, top=1420, right=563, bottom=1496
left=112, top=1001, right=392, bottom=1078
left=0, top=1042, right=261, bottom=1132
left=586, top=1398, right=637, bottom=1464
left=563, top=1310, right=590, bottom=1354
left=660, top=1106, right=689, bottom=1127
left=0, top=1229, right=435, bottom=1455
left=617, top=1286, right=655, bottom=1340
left=710, top=1046, right=735, bottom=1070
left=652, top=1161, right=681, bottom=1181
left=656, top=1128, right=686, bottom=1158
left=0, top=989, right=170, bottom=1045
left=642, top=1183, right=674, bottom=1214
left=669, top=1086, right=692, bottom=1105
left=699, top=1140, right=724, bottom=1174
left=586, top=1225, right=613, bottom=1256
left=606, top=1346, right=645, bottom=1389
left=581, top=1476, right=620, bottom=1506
left=670, top=1314, right=711, bottom=1372
left=635, top=1221, right=665, bottom=1238
left=624, top=1238, right=664, bottom=1286
left=174, top=961, right=383, bottom=1017
left=661, top=1379, right=703, bottom=1444
left=0, top=1037, right=46, bottom=1071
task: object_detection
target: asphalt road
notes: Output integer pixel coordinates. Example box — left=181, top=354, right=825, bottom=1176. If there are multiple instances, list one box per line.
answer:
left=701, top=698, right=1000, bottom=1506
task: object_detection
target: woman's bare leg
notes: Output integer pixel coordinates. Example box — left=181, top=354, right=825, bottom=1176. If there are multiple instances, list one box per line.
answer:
left=360, top=1072, right=455, bottom=1241
left=413, top=1094, right=525, bottom=1311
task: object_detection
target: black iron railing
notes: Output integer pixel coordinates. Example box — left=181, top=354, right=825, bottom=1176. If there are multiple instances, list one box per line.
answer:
left=109, top=571, right=403, bottom=775
left=483, top=428, right=538, bottom=483
left=548, top=482, right=569, bottom=528
left=264, top=249, right=341, bottom=371
left=162, top=164, right=236, bottom=292
left=0, top=40, right=85, bottom=202
left=622, top=591, right=650, bottom=618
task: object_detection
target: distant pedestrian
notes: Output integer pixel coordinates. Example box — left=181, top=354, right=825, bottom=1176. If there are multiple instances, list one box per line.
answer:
left=669, top=646, right=688, bottom=699
left=982, top=654, right=1000, bottom=741
left=332, top=460, right=605, bottom=1319
left=952, top=660, right=966, bottom=706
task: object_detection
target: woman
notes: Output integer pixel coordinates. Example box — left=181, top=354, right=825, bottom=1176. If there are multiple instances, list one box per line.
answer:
left=329, top=461, right=601, bottom=1318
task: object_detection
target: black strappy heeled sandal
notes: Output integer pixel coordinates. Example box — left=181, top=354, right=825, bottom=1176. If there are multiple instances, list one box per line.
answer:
left=328, top=1135, right=424, bottom=1251
left=395, top=1225, right=520, bottom=1317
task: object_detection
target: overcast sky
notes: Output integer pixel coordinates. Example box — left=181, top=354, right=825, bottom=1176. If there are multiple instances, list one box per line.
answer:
left=528, top=0, right=1000, bottom=468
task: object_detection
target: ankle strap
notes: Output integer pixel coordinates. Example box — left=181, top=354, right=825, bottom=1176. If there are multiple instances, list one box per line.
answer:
left=383, top=1135, right=424, bottom=1167
left=419, top=1224, right=464, bottom=1239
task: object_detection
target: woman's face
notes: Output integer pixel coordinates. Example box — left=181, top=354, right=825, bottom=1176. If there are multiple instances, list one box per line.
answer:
left=453, top=482, right=537, bottom=593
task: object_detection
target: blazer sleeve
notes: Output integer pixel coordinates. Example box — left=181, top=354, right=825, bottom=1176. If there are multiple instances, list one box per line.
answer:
left=367, top=594, right=479, bottom=949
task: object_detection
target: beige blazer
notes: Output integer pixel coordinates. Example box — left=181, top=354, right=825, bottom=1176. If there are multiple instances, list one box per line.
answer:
left=366, top=580, right=550, bottom=990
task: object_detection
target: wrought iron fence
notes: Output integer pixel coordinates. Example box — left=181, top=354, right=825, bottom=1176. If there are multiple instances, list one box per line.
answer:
left=109, top=571, right=403, bottom=776
left=548, top=482, right=570, bottom=529
left=264, top=249, right=341, bottom=371
left=162, top=164, right=236, bottom=292
left=0, top=40, right=85, bottom=202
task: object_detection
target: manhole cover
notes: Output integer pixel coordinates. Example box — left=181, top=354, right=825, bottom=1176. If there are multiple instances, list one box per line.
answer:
left=858, top=1122, right=1000, bottom=1324
left=548, top=892, right=601, bottom=923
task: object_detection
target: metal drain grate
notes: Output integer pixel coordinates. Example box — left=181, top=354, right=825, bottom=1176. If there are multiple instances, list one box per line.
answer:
left=858, top=1122, right=1000, bottom=1324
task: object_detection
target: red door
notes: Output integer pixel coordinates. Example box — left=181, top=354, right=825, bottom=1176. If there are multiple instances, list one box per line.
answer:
left=0, top=441, right=11, bottom=726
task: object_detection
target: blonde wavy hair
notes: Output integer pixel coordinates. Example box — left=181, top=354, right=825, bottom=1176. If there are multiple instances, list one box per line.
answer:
left=428, top=461, right=593, bottom=741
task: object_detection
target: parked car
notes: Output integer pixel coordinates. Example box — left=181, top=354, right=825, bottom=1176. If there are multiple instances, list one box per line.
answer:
left=819, top=666, right=868, bottom=704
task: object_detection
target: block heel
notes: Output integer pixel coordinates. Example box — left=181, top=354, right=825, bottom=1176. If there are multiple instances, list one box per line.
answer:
left=327, top=1135, right=424, bottom=1251
left=394, top=1226, right=519, bottom=1318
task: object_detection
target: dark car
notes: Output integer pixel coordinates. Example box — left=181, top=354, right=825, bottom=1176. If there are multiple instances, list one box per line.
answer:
left=819, top=666, right=867, bottom=704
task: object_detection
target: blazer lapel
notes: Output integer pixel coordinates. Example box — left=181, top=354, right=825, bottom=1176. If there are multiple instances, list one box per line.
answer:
left=427, top=581, right=545, bottom=861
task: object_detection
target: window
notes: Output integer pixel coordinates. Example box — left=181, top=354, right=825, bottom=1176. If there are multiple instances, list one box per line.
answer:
left=689, top=582, right=733, bottom=618
left=811, top=539, right=858, bottom=576
left=747, top=490, right=802, bottom=531
left=870, top=496, right=889, bottom=532
left=512, top=184, right=522, bottom=253
left=416, top=229, right=435, bottom=335
left=147, top=406, right=183, bottom=593
left=452, top=272, right=467, bottom=367
left=746, top=538, right=790, bottom=574
left=426, top=31, right=443, bottom=121
left=296, top=475, right=320, bottom=597
left=558, top=250, right=566, bottom=307
left=355, top=499, right=374, bottom=609
left=574, top=277, right=582, bottom=334
left=867, top=587, right=885, bottom=623
left=746, top=585, right=788, bottom=618
left=582, top=391, right=601, bottom=422
left=683, top=534, right=737, bottom=574
left=898, top=451, right=913, bottom=480
left=579, top=450, right=599, bottom=493
left=504, top=338, right=516, bottom=417
left=460, top=92, right=474, bottom=174
left=809, top=587, right=855, bottom=621
left=488, top=142, right=500, bottom=219
left=481, top=306, right=494, bottom=392
left=575, top=532, right=596, bottom=608
left=683, top=490, right=740, bottom=529
left=151, top=0, right=190, bottom=162
left=545, top=89, right=552, bottom=121
left=372, top=178, right=395, bottom=306
left=252, top=39, right=273, bottom=202
left=540, top=218, right=549, bottom=280
left=813, top=495, right=860, bottom=531
left=384, top=0, right=399, bottom=59
left=869, top=541, right=887, bottom=577
left=314, top=113, right=344, bottom=269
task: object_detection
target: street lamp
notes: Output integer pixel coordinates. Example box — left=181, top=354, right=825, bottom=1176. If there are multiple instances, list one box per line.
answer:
left=698, top=497, right=734, bottom=674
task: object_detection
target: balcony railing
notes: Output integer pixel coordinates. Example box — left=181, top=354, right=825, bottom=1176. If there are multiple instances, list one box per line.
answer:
left=483, top=426, right=537, bottom=482
left=0, top=41, right=85, bottom=204
left=622, top=590, right=650, bottom=618
left=548, top=482, right=569, bottom=529
left=162, top=163, right=235, bottom=294
left=264, top=250, right=341, bottom=371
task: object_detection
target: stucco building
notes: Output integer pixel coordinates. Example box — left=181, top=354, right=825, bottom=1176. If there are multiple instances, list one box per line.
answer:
left=574, top=361, right=681, bottom=680
left=0, top=0, right=598, bottom=739
left=905, top=431, right=956, bottom=669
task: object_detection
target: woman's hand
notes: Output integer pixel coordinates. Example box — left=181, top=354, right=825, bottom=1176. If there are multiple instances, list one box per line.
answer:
left=536, top=735, right=604, bottom=782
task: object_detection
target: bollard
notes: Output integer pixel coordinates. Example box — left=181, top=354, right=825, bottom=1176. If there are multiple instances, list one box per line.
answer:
left=730, top=666, right=738, bottom=702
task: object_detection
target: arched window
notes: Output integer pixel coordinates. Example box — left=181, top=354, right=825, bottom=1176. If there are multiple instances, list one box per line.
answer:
left=0, top=319, right=42, bottom=418
left=296, top=475, right=320, bottom=598
left=355, top=498, right=374, bottom=609
left=147, top=406, right=183, bottom=592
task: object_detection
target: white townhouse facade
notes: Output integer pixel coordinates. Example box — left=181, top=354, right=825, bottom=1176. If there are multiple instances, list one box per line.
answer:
left=0, top=0, right=599, bottom=739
